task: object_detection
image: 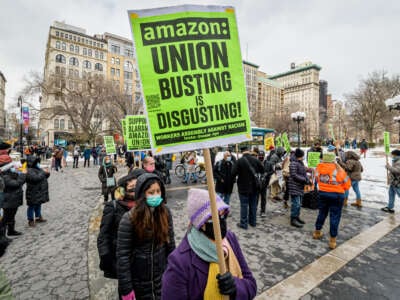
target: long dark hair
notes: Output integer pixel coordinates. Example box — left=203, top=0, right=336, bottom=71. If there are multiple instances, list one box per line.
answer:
left=129, top=178, right=170, bottom=245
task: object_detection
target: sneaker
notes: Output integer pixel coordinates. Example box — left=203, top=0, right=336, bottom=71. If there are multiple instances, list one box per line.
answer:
left=260, top=212, right=266, bottom=218
left=381, top=207, right=395, bottom=214
left=290, top=218, right=303, bottom=228
left=28, top=220, right=35, bottom=227
left=35, top=217, right=47, bottom=223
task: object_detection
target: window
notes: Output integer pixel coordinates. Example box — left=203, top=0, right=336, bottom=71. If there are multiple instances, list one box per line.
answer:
left=60, top=119, right=65, bottom=129
left=68, top=120, right=73, bottom=129
left=73, top=36, right=76, bottom=42
left=88, top=49, right=92, bottom=56
left=56, top=31, right=59, bottom=37
left=61, top=67, right=66, bottom=76
left=69, top=57, right=79, bottom=66
left=125, top=48, right=134, bottom=57
left=89, top=40, right=92, bottom=46
left=124, top=61, right=133, bottom=71
left=95, top=50, right=99, bottom=58
left=74, top=70, right=79, bottom=78
left=83, top=48, right=87, bottom=55
left=54, top=119, right=59, bottom=129
left=124, top=71, right=133, bottom=80
left=78, top=37, right=81, bottom=42
left=70, top=44, right=74, bottom=52
left=75, top=45, right=79, bottom=54
left=83, top=60, right=91, bottom=69
left=55, top=54, right=66, bottom=63
left=69, top=34, right=72, bottom=40
left=111, top=44, right=120, bottom=54
left=110, top=68, right=115, bottom=76
left=56, top=41, right=61, bottom=49
left=95, top=63, right=103, bottom=71
left=111, top=57, right=115, bottom=64
left=116, top=69, right=120, bottom=77
left=60, top=32, right=64, bottom=38
left=116, top=58, right=120, bottom=65
left=62, top=42, right=66, bottom=51
left=69, top=69, right=74, bottom=77
left=55, top=66, right=60, bottom=74
left=100, top=52, right=104, bottom=60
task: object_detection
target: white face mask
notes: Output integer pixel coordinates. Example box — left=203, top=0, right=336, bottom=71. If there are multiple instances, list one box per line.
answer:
left=226, top=157, right=232, bottom=161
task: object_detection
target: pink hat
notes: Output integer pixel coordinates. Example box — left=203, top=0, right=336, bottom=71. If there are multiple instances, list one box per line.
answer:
left=187, top=188, right=230, bottom=229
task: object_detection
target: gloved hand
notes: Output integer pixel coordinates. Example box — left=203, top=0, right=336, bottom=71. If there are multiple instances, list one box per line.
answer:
left=99, top=254, right=113, bottom=271
left=122, top=290, right=136, bottom=300
left=216, top=272, right=236, bottom=296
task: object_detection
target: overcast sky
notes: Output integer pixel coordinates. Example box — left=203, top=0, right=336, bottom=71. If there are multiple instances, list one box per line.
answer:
left=1, top=0, right=399, bottom=109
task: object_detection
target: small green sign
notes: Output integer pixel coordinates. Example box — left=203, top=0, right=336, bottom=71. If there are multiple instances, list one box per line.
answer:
left=307, top=152, right=321, bottom=168
left=124, top=115, right=151, bottom=151
left=275, top=134, right=282, bottom=148
left=282, top=132, right=291, bottom=154
left=384, top=131, right=390, bottom=154
left=104, top=136, right=116, bottom=155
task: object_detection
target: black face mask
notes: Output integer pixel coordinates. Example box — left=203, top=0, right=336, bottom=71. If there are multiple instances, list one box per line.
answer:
left=201, top=217, right=227, bottom=240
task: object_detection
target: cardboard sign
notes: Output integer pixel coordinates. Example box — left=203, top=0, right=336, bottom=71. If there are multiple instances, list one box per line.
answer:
left=307, top=152, right=321, bottom=168
left=104, top=136, right=116, bottom=155
left=128, top=5, right=251, bottom=154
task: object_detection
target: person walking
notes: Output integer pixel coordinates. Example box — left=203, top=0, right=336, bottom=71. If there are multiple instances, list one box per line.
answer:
left=2, top=160, right=26, bottom=236
left=214, top=151, right=235, bottom=205
left=73, top=146, right=80, bottom=168
left=83, top=147, right=91, bottom=168
left=54, top=147, right=63, bottom=172
left=288, top=149, right=311, bottom=228
left=359, top=139, right=368, bottom=158
left=183, top=151, right=198, bottom=184
left=98, top=156, right=118, bottom=203
left=91, top=146, right=99, bottom=166
left=26, top=156, right=50, bottom=227
left=97, top=169, right=145, bottom=289
left=313, top=152, right=351, bottom=249
left=338, top=150, right=363, bottom=207
left=382, top=149, right=400, bottom=213
left=161, top=188, right=257, bottom=300
left=117, top=173, right=175, bottom=300
left=232, top=146, right=264, bottom=229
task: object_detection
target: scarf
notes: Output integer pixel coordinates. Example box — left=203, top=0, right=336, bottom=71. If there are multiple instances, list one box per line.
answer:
left=187, top=226, right=218, bottom=262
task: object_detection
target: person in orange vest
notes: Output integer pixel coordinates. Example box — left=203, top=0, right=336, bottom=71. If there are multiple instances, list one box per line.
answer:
left=313, top=152, right=351, bottom=249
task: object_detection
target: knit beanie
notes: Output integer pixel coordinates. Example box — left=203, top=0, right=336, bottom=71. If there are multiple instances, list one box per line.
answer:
left=295, top=148, right=304, bottom=158
left=327, top=144, right=336, bottom=152
left=187, top=188, right=230, bottom=229
left=392, top=149, right=400, bottom=156
left=322, top=152, right=336, bottom=163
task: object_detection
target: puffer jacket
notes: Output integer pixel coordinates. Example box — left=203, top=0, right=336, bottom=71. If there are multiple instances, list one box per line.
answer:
left=338, top=151, right=363, bottom=181
left=288, top=158, right=308, bottom=196
left=98, top=159, right=117, bottom=195
left=388, top=158, right=400, bottom=187
left=2, top=170, right=26, bottom=209
left=25, top=156, right=50, bottom=206
left=117, top=208, right=175, bottom=298
left=269, top=147, right=285, bottom=168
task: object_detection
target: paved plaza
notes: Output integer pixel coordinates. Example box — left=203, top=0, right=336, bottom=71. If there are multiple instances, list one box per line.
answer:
left=1, top=162, right=399, bottom=299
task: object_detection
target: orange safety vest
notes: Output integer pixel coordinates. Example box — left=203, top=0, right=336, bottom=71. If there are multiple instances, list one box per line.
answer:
left=315, top=162, right=351, bottom=194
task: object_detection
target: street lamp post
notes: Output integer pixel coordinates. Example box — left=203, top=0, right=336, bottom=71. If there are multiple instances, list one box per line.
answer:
left=394, top=116, right=400, bottom=143
left=17, top=96, right=23, bottom=155
left=291, top=111, right=306, bottom=148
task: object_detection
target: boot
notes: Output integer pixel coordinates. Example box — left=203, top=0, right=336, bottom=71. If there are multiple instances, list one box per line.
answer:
left=329, top=237, right=337, bottom=249
left=343, top=198, right=348, bottom=206
left=313, top=230, right=323, bottom=240
left=296, top=217, right=305, bottom=224
left=35, top=217, right=47, bottom=223
left=351, top=199, right=362, bottom=208
left=28, top=220, right=35, bottom=227
left=7, top=223, right=22, bottom=236
left=290, top=217, right=303, bottom=228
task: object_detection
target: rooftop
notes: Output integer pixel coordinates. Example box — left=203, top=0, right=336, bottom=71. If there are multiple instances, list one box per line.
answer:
left=269, top=63, right=322, bottom=79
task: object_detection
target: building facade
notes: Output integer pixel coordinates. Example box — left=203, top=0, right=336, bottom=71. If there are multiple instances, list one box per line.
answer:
left=257, top=74, right=283, bottom=129
left=269, top=62, right=321, bottom=140
left=243, top=60, right=259, bottom=123
left=0, top=71, right=6, bottom=138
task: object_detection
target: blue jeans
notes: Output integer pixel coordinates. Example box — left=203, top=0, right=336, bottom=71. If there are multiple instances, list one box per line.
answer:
left=217, top=193, right=231, bottom=205
left=239, top=193, right=258, bottom=228
left=344, top=180, right=361, bottom=199
left=388, top=185, right=400, bottom=209
left=290, top=195, right=303, bottom=218
left=184, top=172, right=197, bottom=182
left=315, top=192, right=344, bottom=237
left=27, top=204, right=42, bottom=221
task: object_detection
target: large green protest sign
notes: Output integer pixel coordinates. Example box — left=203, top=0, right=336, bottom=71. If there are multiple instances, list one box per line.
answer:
left=307, top=152, right=321, bottom=168
left=128, top=5, right=251, bottom=153
left=124, top=115, right=151, bottom=151
left=104, top=136, right=116, bottom=155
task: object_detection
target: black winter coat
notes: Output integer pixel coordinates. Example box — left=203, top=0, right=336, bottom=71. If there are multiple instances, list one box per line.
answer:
left=117, top=208, right=175, bottom=298
left=26, top=167, right=50, bottom=206
left=97, top=200, right=130, bottom=279
left=214, top=159, right=235, bottom=194
left=2, top=171, right=26, bottom=209
left=98, top=165, right=117, bottom=195
left=232, top=153, right=264, bottom=195
left=288, top=159, right=308, bottom=196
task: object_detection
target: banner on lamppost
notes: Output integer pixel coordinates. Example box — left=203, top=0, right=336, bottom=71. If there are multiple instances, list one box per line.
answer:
left=124, top=115, right=151, bottom=151
left=128, top=5, right=251, bottom=154
left=103, top=136, right=117, bottom=155
left=22, top=107, right=29, bottom=134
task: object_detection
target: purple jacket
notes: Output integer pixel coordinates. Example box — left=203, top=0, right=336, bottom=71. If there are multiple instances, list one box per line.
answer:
left=161, top=231, right=257, bottom=300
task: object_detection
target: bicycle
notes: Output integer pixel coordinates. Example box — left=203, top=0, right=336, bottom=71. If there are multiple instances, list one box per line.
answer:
left=174, top=163, right=206, bottom=179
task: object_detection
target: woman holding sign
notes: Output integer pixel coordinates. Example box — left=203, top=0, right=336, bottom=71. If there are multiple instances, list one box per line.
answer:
left=98, top=156, right=117, bottom=202
left=162, top=188, right=256, bottom=299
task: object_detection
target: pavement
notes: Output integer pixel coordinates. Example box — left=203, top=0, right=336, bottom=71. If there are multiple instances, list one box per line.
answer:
left=1, top=161, right=400, bottom=299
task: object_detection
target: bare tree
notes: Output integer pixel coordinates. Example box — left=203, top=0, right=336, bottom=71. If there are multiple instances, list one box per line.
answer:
left=346, top=71, right=400, bottom=142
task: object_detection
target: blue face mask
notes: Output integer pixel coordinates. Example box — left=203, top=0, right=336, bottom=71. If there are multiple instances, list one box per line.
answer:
left=146, top=195, right=163, bottom=207
left=36, top=163, right=41, bottom=168
left=226, top=157, right=232, bottom=162
left=10, top=167, right=16, bottom=173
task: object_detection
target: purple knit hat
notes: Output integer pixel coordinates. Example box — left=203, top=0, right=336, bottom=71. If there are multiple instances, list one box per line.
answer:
left=187, top=188, right=230, bottom=229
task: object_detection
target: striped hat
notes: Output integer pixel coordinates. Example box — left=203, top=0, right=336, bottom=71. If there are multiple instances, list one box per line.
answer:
left=187, top=188, right=230, bottom=229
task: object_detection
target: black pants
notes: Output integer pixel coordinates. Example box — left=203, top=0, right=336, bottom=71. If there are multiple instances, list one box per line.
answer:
left=84, top=158, right=90, bottom=167
left=3, top=208, right=18, bottom=228
left=55, top=158, right=62, bottom=171
left=73, top=156, right=79, bottom=168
